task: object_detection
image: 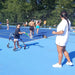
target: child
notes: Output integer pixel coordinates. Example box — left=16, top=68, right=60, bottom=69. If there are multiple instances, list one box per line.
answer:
left=13, top=24, right=25, bottom=50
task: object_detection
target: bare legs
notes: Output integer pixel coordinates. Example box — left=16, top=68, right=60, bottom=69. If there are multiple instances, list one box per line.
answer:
left=7, top=25, right=9, bottom=30
left=36, top=29, right=39, bottom=34
left=30, top=30, right=34, bottom=35
left=57, top=45, right=71, bottom=64
left=14, top=41, right=20, bottom=49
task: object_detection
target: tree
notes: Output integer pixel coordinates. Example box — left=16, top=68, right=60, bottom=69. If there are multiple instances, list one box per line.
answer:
left=1, top=0, right=32, bottom=23
left=30, top=0, right=55, bottom=10
left=0, top=0, right=3, bottom=10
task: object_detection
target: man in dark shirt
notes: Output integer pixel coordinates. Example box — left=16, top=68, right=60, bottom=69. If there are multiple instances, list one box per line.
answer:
left=13, top=24, right=25, bottom=50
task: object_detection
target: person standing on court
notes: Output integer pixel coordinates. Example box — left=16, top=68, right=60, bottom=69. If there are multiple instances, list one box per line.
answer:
left=36, top=21, right=40, bottom=34
left=29, top=20, right=35, bottom=36
left=6, top=19, right=9, bottom=30
left=52, top=11, right=73, bottom=68
left=13, top=24, right=25, bottom=50
left=43, top=20, right=46, bottom=28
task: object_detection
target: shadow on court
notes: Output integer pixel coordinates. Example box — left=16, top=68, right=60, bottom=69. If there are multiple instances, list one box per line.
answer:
left=62, top=51, right=75, bottom=66
left=6, top=41, right=44, bottom=51
left=26, top=42, right=44, bottom=48
left=18, top=42, right=44, bottom=50
left=0, top=49, right=2, bottom=51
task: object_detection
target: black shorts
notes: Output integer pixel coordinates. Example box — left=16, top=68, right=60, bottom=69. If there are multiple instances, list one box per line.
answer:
left=30, top=26, right=34, bottom=32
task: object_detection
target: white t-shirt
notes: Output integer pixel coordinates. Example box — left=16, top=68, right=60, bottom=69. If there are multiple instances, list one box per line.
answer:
left=56, top=19, right=71, bottom=46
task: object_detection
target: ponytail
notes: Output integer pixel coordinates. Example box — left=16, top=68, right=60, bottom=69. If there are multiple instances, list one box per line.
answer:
left=60, top=11, right=69, bottom=31
left=64, top=17, right=69, bottom=31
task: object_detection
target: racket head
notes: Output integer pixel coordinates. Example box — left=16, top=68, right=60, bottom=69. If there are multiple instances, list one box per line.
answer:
left=25, top=33, right=29, bottom=36
left=25, top=33, right=33, bottom=39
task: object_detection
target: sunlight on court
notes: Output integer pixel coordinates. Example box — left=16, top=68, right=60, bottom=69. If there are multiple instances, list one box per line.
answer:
left=0, top=26, right=75, bottom=75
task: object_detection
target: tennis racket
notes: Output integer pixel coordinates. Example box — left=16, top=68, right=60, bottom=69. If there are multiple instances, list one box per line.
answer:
left=25, top=33, right=33, bottom=39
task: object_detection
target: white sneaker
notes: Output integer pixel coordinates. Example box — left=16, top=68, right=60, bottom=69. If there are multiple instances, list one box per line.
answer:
left=52, top=63, right=62, bottom=68
left=66, top=61, right=73, bottom=66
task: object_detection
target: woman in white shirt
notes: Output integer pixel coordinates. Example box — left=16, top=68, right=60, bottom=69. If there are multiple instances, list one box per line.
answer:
left=52, top=11, right=73, bottom=68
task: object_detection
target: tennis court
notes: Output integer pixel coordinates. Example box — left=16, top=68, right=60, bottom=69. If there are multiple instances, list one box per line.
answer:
left=0, top=26, right=75, bottom=75
left=0, top=25, right=55, bottom=42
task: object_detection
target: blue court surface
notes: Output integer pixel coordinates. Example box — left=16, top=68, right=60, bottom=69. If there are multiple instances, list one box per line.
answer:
left=0, top=26, right=75, bottom=75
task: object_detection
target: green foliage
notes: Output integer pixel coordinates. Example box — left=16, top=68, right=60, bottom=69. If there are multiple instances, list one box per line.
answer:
left=0, top=0, right=75, bottom=26
left=0, top=0, right=32, bottom=23
left=0, top=0, right=3, bottom=10
left=30, top=0, right=55, bottom=10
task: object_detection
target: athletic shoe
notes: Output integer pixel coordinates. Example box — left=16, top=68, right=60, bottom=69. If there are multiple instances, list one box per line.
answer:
left=52, top=63, right=62, bottom=68
left=18, top=46, right=22, bottom=48
left=66, top=61, right=73, bottom=66
left=13, top=48, right=16, bottom=51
